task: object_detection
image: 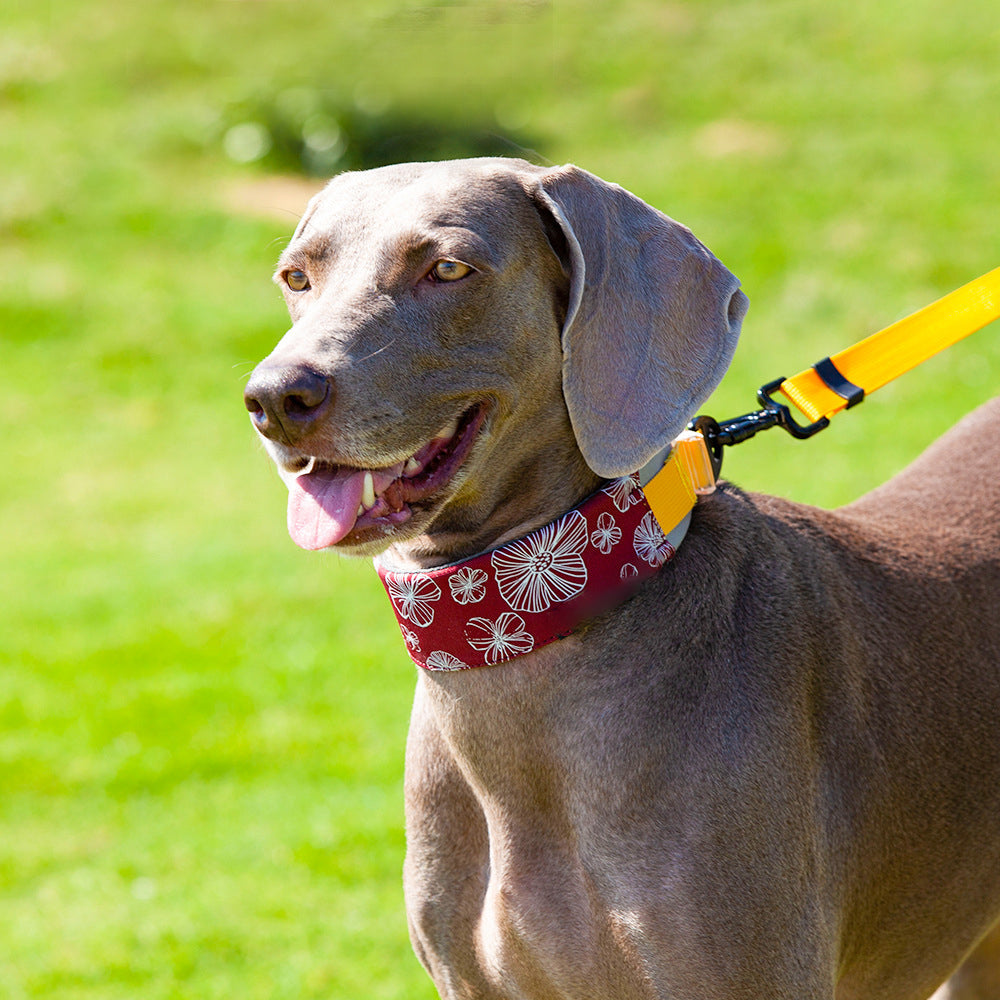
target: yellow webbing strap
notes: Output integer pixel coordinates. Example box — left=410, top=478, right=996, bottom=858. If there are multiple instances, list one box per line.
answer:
left=643, top=431, right=717, bottom=534
left=779, top=266, right=1000, bottom=423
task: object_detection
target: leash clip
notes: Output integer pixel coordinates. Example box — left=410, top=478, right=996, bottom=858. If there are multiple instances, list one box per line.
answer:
left=688, top=377, right=832, bottom=478
left=754, top=377, right=831, bottom=439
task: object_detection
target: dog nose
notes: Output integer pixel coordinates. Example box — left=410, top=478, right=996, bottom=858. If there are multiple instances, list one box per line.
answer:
left=244, top=364, right=333, bottom=445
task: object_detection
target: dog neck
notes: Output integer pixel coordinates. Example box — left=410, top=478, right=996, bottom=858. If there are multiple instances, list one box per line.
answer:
left=374, top=472, right=692, bottom=670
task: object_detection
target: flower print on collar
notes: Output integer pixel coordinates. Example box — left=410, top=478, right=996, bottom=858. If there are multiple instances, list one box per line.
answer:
left=375, top=474, right=688, bottom=670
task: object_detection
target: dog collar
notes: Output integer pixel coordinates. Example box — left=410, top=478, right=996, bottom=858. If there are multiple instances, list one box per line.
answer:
left=375, top=434, right=717, bottom=670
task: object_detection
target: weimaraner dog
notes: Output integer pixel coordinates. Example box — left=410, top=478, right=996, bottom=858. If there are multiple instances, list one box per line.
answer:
left=244, top=157, right=1000, bottom=1000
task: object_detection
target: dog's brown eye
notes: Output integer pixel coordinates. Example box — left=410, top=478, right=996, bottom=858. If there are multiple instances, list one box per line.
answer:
left=285, top=269, right=310, bottom=292
left=430, top=260, right=472, bottom=282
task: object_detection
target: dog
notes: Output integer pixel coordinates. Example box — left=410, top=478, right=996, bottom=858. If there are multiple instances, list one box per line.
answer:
left=244, top=157, right=1000, bottom=1000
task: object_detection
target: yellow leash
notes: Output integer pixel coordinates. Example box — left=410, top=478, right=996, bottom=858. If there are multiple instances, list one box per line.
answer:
left=641, top=265, right=1000, bottom=536
left=779, top=266, right=1000, bottom=425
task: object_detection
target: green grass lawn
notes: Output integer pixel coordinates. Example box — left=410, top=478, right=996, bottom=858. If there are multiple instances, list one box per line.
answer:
left=2, top=0, right=999, bottom=996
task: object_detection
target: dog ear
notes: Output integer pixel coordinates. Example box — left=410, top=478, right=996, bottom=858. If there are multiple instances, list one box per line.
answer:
left=531, top=165, right=748, bottom=478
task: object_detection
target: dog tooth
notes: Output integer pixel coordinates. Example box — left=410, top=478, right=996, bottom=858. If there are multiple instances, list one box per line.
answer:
left=357, top=504, right=366, bottom=518
left=294, top=456, right=316, bottom=477
left=362, top=471, right=376, bottom=510
left=404, top=457, right=422, bottom=475
left=437, top=418, right=459, bottom=440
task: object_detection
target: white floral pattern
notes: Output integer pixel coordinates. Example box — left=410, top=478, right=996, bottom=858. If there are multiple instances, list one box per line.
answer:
left=603, top=475, right=642, bottom=512
left=492, top=509, right=589, bottom=614
left=590, top=512, right=622, bottom=554
left=633, top=511, right=672, bottom=567
left=425, top=650, right=468, bottom=671
left=378, top=471, right=687, bottom=670
left=385, top=574, right=442, bottom=627
left=465, top=613, right=535, bottom=664
left=448, top=566, right=488, bottom=605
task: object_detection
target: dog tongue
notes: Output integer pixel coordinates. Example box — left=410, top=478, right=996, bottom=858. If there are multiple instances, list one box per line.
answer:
left=286, top=467, right=366, bottom=550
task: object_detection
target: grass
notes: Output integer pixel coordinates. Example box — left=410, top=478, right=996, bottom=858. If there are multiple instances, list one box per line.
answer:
left=2, top=0, right=999, bottom=996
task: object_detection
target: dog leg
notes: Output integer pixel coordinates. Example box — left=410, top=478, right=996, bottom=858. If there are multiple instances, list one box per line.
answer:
left=403, top=684, right=501, bottom=999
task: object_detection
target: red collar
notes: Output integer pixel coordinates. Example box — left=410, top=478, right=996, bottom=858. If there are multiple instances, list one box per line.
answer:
left=375, top=469, right=695, bottom=670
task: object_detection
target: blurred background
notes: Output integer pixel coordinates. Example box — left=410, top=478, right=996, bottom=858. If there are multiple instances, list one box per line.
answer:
left=2, top=1, right=998, bottom=996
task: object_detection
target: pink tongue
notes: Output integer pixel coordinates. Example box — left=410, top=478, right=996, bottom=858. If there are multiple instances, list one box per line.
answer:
left=286, top=468, right=366, bottom=550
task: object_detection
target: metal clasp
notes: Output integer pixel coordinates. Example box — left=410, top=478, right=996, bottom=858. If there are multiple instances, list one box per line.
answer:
left=688, top=377, right=832, bottom=478
left=754, top=377, right=831, bottom=439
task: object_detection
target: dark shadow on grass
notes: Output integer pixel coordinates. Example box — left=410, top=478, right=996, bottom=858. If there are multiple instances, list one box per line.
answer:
left=222, top=91, right=547, bottom=176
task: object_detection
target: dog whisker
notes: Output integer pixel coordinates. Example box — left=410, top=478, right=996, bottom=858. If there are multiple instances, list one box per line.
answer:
left=356, top=339, right=397, bottom=364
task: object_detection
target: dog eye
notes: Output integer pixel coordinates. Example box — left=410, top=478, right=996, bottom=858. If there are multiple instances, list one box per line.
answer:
left=429, top=260, right=473, bottom=283
left=285, top=269, right=311, bottom=292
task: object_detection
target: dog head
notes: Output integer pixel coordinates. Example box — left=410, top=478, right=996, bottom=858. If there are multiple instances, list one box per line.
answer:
left=244, top=158, right=746, bottom=562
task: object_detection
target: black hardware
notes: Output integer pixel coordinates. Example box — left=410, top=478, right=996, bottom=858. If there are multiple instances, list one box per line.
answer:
left=813, top=357, right=865, bottom=408
left=754, top=377, right=832, bottom=439
left=688, top=376, right=833, bottom=476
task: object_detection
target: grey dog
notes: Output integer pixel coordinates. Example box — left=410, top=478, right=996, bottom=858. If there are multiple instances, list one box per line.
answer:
left=244, top=158, right=1000, bottom=1000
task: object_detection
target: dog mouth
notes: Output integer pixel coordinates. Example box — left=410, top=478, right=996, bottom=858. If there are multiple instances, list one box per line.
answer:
left=279, top=403, right=488, bottom=551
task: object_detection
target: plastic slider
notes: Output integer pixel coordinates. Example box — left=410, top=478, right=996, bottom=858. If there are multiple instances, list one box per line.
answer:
left=813, top=356, right=865, bottom=408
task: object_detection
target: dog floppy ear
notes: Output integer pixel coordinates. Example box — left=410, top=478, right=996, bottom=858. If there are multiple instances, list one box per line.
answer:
left=531, top=165, right=748, bottom=478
